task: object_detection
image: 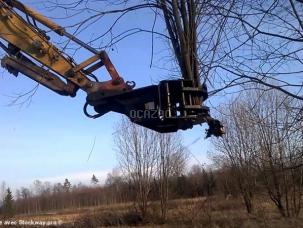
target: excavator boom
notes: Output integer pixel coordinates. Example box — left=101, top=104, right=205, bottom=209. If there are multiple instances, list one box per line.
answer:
left=0, top=0, right=131, bottom=96
left=0, top=0, right=224, bottom=136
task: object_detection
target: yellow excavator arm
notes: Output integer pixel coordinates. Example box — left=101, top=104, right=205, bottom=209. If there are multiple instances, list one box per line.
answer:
left=0, top=0, right=224, bottom=137
left=0, top=0, right=132, bottom=97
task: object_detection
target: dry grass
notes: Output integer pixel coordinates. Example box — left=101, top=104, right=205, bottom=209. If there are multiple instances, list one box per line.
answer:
left=15, top=196, right=303, bottom=227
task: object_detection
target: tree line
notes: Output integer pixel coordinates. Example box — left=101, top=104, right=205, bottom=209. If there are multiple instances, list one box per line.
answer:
left=0, top=165, right=219, bottom=219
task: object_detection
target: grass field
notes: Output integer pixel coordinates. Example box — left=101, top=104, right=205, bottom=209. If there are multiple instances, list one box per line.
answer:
left=12, top=195, right=303, bottom=227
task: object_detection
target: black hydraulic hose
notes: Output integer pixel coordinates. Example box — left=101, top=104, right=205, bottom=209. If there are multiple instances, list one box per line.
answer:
left=83, top=102, right=102, bottom=119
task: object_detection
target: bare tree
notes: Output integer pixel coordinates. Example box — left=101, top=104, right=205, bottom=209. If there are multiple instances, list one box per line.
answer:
left=91, top=174, right=99, bottom=185
left=115, top=117, right=187, bottom=219
left=206, top=0, right=303, bottom=100
left=213, top=100, right=257, bottom=213
left=0, top=181, right=6, bottom=204
left=105, top=168, right=129, bottom=204
left=213, top=87, right=303, bottom=216
left=32, top=0, right=303, bottom=100
left=246, top=89, right=303, bottom=217
left=115, top=117, right=159, bottom=217
left=168, top=147, right=187, bottom=177
left=156, top=132, right=186, bottom=221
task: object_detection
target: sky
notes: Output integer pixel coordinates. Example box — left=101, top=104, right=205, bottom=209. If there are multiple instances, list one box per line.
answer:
left=0, top=0, right=215, bottom=191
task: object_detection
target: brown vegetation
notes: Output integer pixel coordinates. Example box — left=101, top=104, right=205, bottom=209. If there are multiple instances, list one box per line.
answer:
left=13, top=195, right=303, bottom=227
